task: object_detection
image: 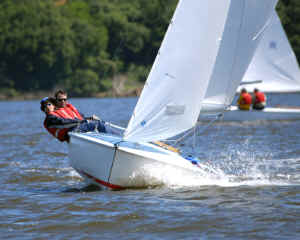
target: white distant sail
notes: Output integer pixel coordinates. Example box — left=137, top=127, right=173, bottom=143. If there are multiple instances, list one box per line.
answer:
left=238, top=11, right=300, bottom=93
left=124, top=0, right=278, bottom=143
left=202, top=1, right=280, bottom=114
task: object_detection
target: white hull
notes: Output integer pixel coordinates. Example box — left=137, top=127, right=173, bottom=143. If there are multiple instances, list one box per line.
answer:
left=200, top=106, right=300, bottom=122
left=68, top=132, right=203, bottom=189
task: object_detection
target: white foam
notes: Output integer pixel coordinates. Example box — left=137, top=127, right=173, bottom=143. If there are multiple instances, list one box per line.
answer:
left=124, top=156, right=300, bottom=188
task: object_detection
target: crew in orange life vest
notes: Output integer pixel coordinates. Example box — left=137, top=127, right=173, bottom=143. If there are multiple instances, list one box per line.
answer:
left=54, top=89, right=103, bottom=121
left=252, top=88, right=266, bottom=110
left=41, top=90, right=108, bottom=142
left=237, top=88, right=252, bottom=110
left=40, top=97, right=84, bottom=142
left=54, top=90, right=85, bottom=120
left=41, top=96, right=107, bottom=142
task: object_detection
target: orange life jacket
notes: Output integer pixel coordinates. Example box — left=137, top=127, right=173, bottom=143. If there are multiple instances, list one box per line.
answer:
left=242, top=93, right=252, bottom=105
left=44, top=111, right=71, bottom=142
left=254, top=92, right=266, bottom=104
left=55, top=103, right=84, bottom=120
left=44, top=103, right=83, bottom=142
left=237, top=93, right=252, bottom=110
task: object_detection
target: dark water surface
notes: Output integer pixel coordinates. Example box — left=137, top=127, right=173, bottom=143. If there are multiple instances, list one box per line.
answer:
left=0, top=94, right=300, bottom=239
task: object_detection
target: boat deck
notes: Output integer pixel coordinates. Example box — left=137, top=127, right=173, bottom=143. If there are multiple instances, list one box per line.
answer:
left=70, top=132, right=172, bottom=156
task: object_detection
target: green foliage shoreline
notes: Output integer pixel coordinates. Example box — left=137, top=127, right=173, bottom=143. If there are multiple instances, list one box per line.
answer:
left=0, top=74, right=144, bottom=101
left=0, top=0, right=299, bottom=100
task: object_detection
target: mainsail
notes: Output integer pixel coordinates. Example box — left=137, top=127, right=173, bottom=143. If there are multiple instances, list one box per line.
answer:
left=124, top=0, right=278, bottom=143
left=238, top=11, right=300, bottom=93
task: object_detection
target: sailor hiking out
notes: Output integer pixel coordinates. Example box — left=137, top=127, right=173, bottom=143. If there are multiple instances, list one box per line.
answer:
left=237, top=88, right=252, bottom=110
left=252, top=88, right=266, bottom=110
left=40, top=90, right=107, bottom=142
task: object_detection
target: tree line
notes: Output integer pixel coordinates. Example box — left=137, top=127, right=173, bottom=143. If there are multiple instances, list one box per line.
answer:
left=0, top=0, right=299, bottom=97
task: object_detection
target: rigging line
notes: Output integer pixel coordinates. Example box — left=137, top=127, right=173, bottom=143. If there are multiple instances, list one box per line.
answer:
left=210, top=112, right=224, bottom=156
left=253, top=15, right=272, bottom=41
left=171, top=113, right=223, bottom=147
left=192, top=124, right=196, bottom=155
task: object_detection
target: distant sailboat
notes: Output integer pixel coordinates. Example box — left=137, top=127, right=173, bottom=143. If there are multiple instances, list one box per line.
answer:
left=68, top=0, right=277, bottom=189
left=201, top=11, right=300, bottom=122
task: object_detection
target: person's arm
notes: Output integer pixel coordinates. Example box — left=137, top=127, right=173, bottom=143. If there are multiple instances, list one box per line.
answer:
left=45, top=115, right=84, bottom=129
left=84, top=114, right=101, bottom=121
left=79, top=112, right=86, bottom=119
left=69, top=105, right=101, bottom=121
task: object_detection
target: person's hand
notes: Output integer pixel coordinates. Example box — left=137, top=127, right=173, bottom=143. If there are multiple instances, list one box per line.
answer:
left=92, top=114, right=100, bottom=121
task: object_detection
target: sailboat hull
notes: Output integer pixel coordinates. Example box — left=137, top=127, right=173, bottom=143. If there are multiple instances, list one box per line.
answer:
left=200, top=106, right=300, bottom=122
left=68, top=132, right=202, bottom=189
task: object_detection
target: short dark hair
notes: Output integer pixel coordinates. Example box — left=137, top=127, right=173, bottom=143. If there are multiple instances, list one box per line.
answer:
left=40, top=97, right=56, bottom=112
left=55, top=89, right=67, bottom=99
left=241, top=88, right=247, bottom=93
left=254, top=88, right=259, bottom=92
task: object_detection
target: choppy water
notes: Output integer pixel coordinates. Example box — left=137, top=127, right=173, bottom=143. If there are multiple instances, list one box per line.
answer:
left=0, top=94, right=300, bottom=239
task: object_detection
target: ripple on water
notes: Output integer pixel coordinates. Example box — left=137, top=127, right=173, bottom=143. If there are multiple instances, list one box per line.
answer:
left=1, top=98, right=300, bottom=239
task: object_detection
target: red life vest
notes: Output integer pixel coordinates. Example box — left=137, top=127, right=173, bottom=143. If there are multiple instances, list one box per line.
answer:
left=44, top=111, right=70, bottom=142
left=254, top=92, right=266, bottom=104
left=55, top=103, right=84, bottom=120
left=44, top=103, right=83, bottom=142
left=242, top=93, right=252, bottom=105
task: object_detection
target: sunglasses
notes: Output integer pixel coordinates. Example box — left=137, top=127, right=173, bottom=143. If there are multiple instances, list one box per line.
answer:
left=57, top=98, right=67, bottom=102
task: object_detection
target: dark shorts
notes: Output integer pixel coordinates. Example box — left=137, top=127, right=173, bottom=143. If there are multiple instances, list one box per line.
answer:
left=253, top=103, right=265, bottom=110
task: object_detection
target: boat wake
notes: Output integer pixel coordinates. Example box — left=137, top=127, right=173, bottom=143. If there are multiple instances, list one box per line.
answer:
left=122, top=156, right=300, bottom=189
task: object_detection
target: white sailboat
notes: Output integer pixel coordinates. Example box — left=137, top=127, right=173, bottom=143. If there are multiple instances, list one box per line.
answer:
left=222, top=12, right=300, bottom=121
left=68, top=0, right=278, bottom=189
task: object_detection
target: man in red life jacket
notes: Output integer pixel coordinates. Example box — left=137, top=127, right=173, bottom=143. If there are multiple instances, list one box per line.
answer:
left=54, top=89, right=98, bottom=121
left=237, top=88, right=252, bottom=110
left=252, top=88, right=266, bottom=110
left=40, top=96, right=107, bottom=142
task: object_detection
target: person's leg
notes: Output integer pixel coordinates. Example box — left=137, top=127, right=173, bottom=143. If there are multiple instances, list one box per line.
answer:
left=253, top=104, right=264, bottom=110
left=95, top=120, right=107, bottom=133
left=76, top=121, right=97, bottom=132
left=75, top=120, right=114, bottom=134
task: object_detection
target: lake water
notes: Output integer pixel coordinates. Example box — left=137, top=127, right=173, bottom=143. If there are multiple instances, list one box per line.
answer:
left=0, top=94, right=299, bottom=239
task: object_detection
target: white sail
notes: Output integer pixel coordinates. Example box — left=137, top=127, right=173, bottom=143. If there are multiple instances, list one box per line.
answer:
left=202, top=1, right=279, bottom=114
left=124, top=0, right=278, bottom=143
left=238, top=11, right=300, bottom=93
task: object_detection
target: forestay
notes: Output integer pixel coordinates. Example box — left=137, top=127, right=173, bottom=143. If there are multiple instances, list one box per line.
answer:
left=124, top=0, right=278, bottom=143
left=202, top=0, right=279, bottom=114
left=238, top=12, right=300, bottom=93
